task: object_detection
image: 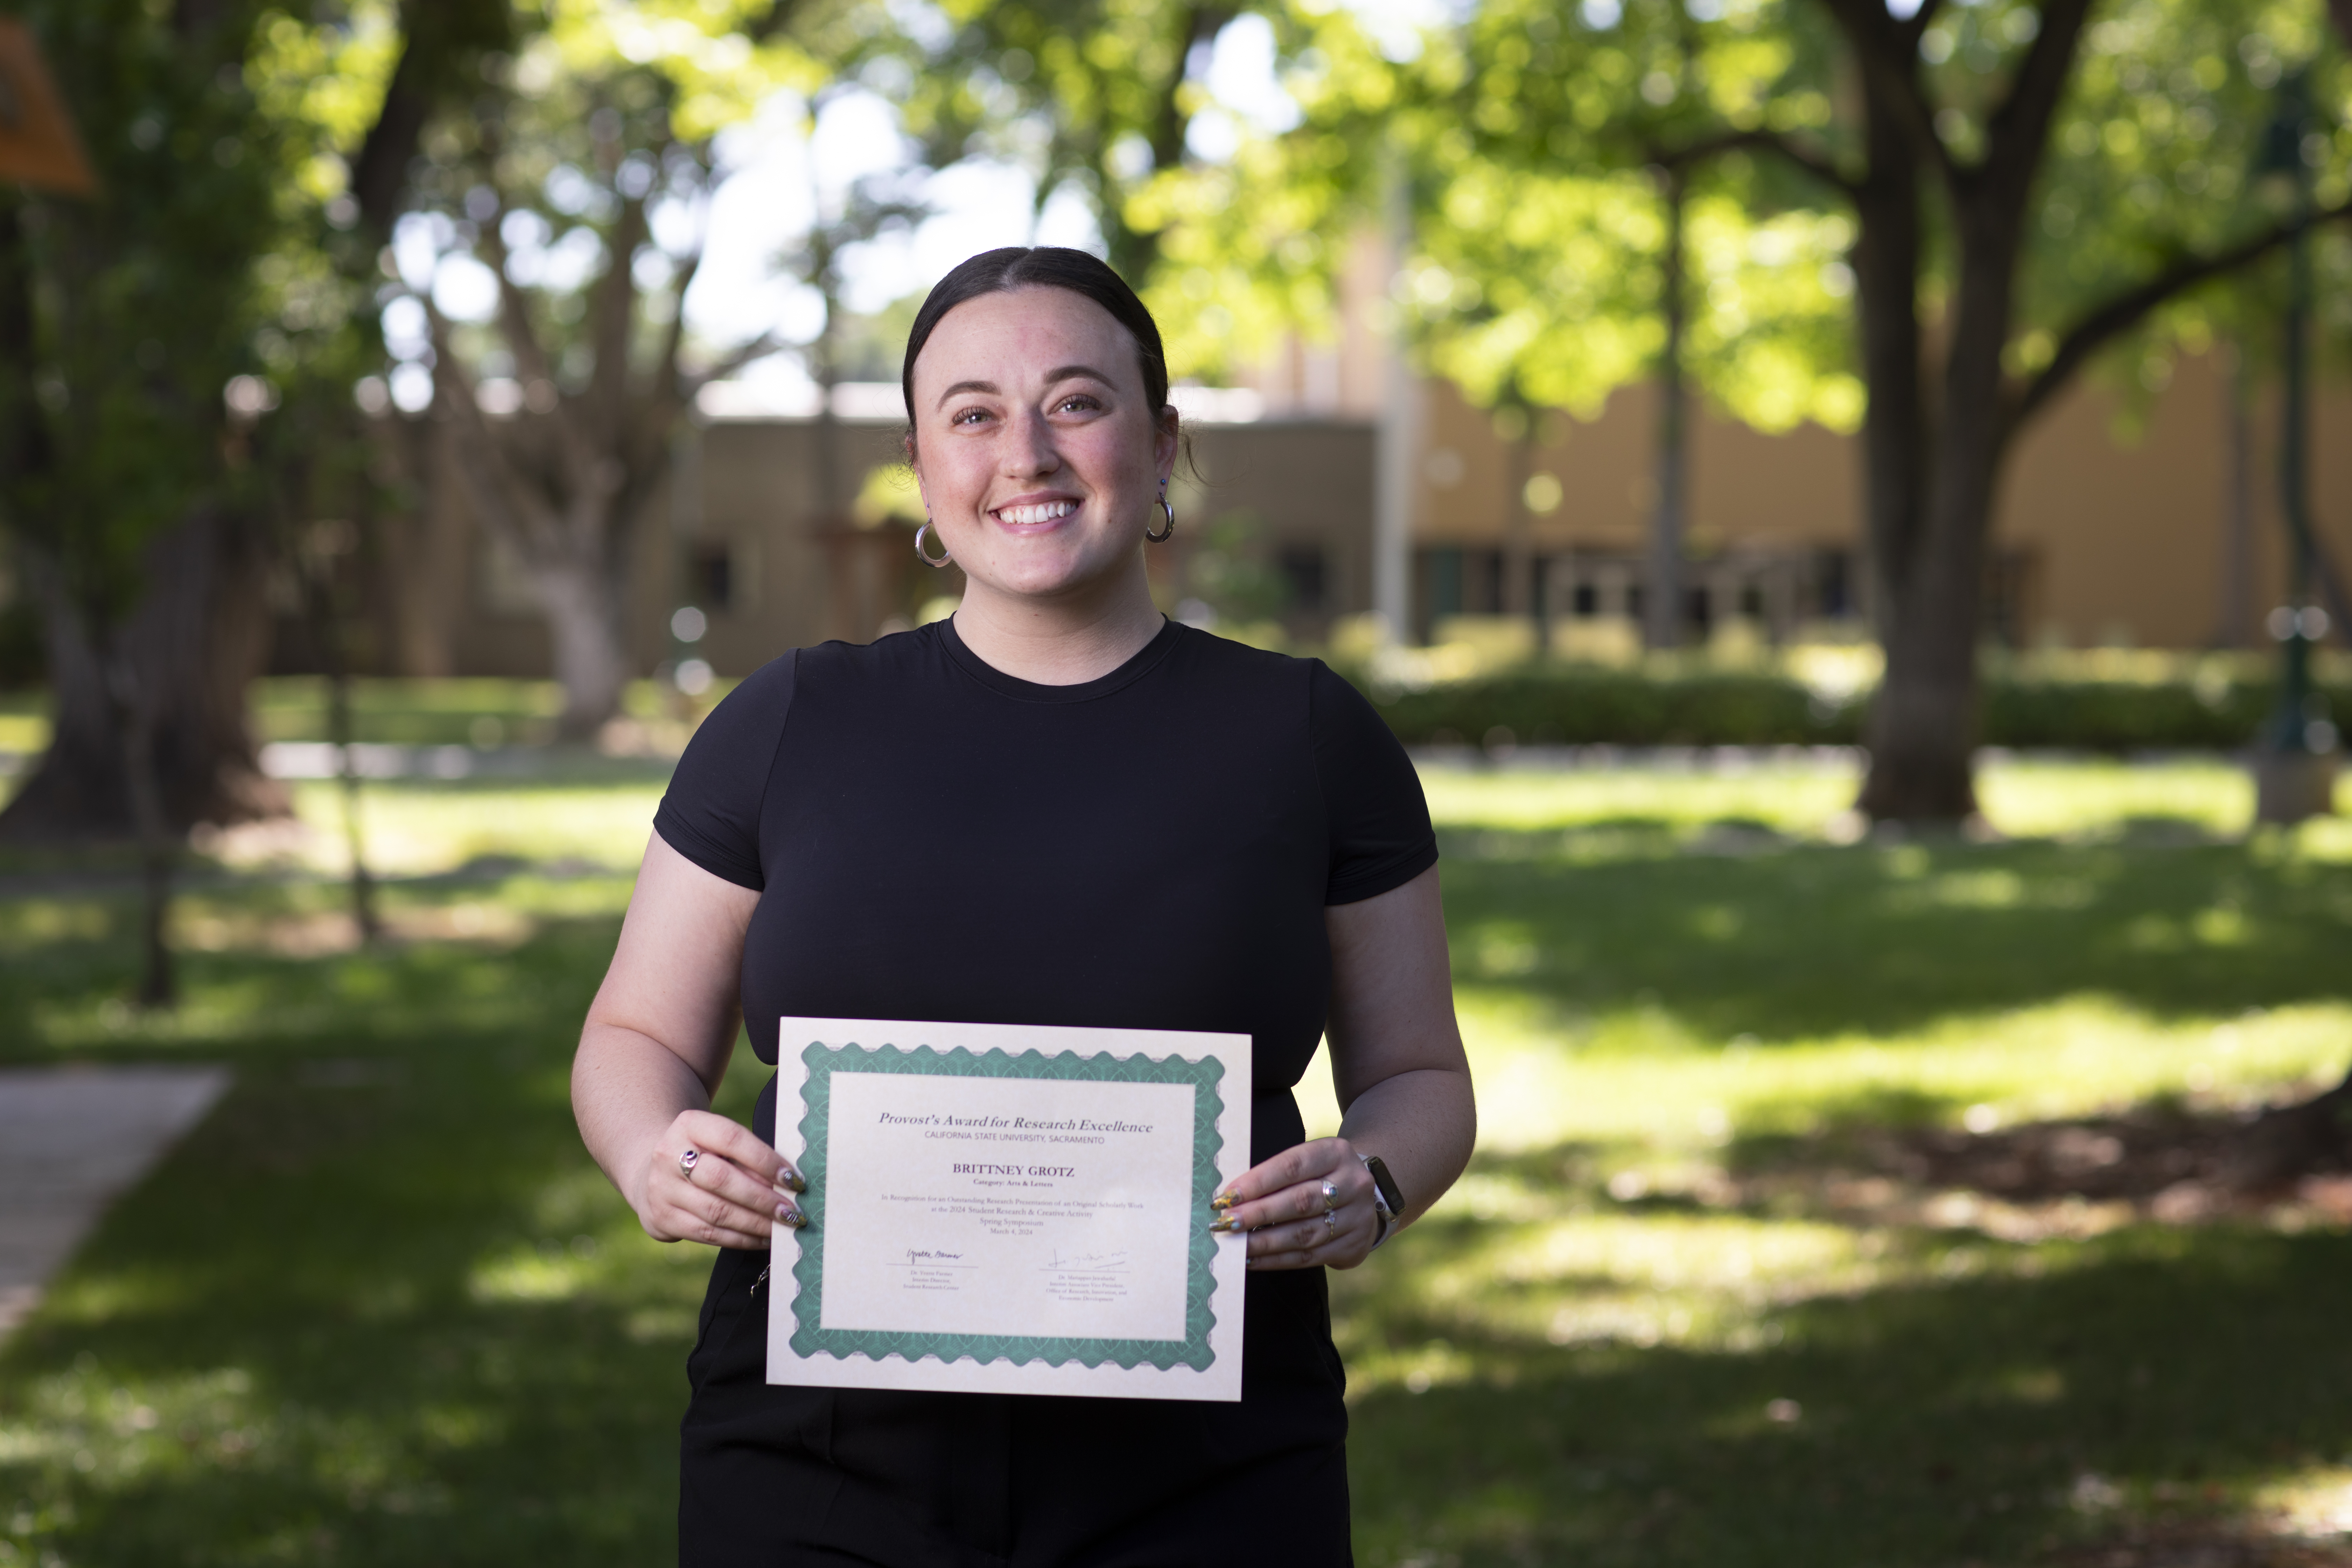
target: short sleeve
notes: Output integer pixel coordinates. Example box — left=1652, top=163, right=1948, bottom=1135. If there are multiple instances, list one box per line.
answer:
left=652, top=652, right=796, bottom=891
left=1310, top=660, right=1438, bottom=905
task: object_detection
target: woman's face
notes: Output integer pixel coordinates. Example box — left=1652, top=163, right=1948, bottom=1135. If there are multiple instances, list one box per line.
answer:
left=907, top=286, right=1178, bottom=608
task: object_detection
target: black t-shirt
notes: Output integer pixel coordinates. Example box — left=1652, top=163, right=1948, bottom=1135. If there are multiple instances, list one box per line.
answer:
left=655, top=615, right=1437, bottom=1162
left=654, top=617, right=1436, bottom=1566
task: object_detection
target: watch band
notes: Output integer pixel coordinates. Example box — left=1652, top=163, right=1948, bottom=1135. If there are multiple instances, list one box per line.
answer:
left=1358, top=1154, right=1404, bottom=1249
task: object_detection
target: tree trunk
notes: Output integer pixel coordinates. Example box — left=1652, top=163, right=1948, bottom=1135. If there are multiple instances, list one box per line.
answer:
left=2222, top=1063, right=2352, bottom=1193
left=1859, top=504, right=1988, bottom=821
left=101, top=642, right=177, bottom=1008
left=1644, top=168, right=1689, bottom=652
left=1859, top=185, right=2019, bottom=824
left=1857, top=272, right=2015, bottom=822
left=0, top=510, right=286, bottom=841
left=373, top=416, right=469, bottom=677
left=297, top=534, right=382, bottom=943
left=534, top=556, right=630, bottom=741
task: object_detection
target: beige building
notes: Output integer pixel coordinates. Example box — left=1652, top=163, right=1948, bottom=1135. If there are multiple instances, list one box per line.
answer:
left=1386, top=351, right=2351, bottom=653
left=351, top=340, right=2350, bottom=681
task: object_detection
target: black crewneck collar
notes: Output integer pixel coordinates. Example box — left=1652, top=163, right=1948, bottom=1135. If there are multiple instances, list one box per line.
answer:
left=934, top=614, right=1184, bottom=704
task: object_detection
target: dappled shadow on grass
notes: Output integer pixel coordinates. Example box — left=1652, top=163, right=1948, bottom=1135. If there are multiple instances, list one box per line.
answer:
left=0, top=922, right=725, bottom=1564
left=1340, top=1212, right=2352, bottom=1568
left=0, top=850, right=634, bottom=910
left=1437, top=832, right=2352, bottom=1040
left=2102, top=816, right=2232, bottom=849
left=2046, top=1522, right=2352, bottom=1567
left=0, top=877, right=642, bottom=1023
left=1724, top=1102, right=2352, bottom=1242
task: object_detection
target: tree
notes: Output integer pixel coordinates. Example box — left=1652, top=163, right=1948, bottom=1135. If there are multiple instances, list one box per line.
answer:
left=401, top=2, right=853, bottom=736
left=0, top=0, right=505, bottom=849
left=1435, top=0, right=1857, bottom=652
left=0, top=0, right=344, bottom=1003
left=246, top=0, right=519, bottom=943
left=0, top=0, right=509, bottom=999
left=1815, top=0, right=2349, bottom=820
left=0, top=0, right=293, bottom=870
left=1163, top=0, right=2352, bottom=822
left=776, top=99, right=933, bottom=525
left=923, top=0, right=1242, bottom=279
left=1133, top=0, right=1860, bottom=650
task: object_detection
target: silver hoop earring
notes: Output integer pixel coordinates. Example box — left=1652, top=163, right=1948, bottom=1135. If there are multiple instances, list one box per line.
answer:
left=1146, top=493, right=1175, bottom=544
left=914, top=522, right=953, bottom=568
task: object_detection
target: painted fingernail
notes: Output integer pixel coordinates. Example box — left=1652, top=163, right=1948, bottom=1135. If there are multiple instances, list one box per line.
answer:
left=776, top=1166, right=806, bottom=1194
left=1211, top=1191, right=1237, bottom=1210
left=1210, top=1216, right=1239, bottom=1232
left=778, top=1205, right=808, bottom=1229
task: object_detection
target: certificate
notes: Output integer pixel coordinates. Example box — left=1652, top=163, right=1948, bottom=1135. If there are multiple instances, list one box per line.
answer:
left=768, top=1017, right=1252, bottom=1401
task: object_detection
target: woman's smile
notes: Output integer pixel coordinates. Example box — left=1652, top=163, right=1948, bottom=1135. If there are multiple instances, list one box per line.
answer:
left=991, top=493, right=1081, bottom=528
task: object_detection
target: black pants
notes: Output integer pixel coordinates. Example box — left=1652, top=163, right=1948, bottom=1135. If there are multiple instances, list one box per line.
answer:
left=680, top=1246, right=1353, bottom=1567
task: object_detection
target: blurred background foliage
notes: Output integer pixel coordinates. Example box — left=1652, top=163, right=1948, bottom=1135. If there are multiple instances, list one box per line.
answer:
left=1144, top=0, right=2352, bottom=410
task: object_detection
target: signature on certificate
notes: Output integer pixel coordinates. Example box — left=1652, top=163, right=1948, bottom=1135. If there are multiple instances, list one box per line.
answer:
left=1043, top=1248, right=1129, bottom=1273
left=903, top=1248, right=972, bottom=1267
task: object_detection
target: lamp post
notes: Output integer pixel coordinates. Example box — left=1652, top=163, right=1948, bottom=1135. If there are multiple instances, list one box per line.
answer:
left=2253, top=69, right=2339, bottom=824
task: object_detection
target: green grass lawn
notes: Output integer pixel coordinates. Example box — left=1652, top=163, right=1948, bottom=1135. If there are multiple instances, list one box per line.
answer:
left=2, top=756, right=2350, bottom=1565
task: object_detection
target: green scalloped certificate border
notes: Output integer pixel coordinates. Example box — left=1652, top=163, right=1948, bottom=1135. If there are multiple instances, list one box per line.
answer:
left=788, top=1038, right=1226, bottom=1372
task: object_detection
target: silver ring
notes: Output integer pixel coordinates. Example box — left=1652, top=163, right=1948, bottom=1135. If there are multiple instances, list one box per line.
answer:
left=679, top=1148, right=700, bottom=1178
left=1321, top=1180, right=1338, bottom=1214
left=1324, top=1209, right=1337, bottom=1231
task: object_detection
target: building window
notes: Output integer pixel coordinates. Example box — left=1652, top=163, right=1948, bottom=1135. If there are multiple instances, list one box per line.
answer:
left=690, top=542, right=733, bottom=611
left=1419, top=547, right=1464, bottom=640
left=1277, top=546, right=1328, bottom=613
left=1983, top=549, right=2034, bottom=648
left=1814, top=549, right=1854, bottom=620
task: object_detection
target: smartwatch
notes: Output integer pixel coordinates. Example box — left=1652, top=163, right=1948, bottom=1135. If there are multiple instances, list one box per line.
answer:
left=1358, top=1154, right=1405, bottom=1248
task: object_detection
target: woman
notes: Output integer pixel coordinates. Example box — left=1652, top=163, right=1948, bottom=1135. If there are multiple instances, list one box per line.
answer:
left=574, top=246, right=1475, bottom=1566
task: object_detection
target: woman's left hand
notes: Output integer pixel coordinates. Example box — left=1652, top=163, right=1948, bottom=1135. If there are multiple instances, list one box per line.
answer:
left=1214, top=1137, right=1382, bottom=1271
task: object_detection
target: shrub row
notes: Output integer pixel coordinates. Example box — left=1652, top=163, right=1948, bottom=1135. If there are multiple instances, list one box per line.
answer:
left=1356, top=666, right=2351, bottom=751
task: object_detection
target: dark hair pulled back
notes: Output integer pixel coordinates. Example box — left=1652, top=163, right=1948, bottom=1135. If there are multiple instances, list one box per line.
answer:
left=900, top=247, right=1170, bottom=428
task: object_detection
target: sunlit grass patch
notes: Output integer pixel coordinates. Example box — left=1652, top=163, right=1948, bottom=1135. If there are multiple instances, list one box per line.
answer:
left=252, top=677, right=567, bottom=746
left=1416, top=751, right=2352, bottom=848
left=1416, top=759, right=1859, bottom=840
left=1436, top=995, right=2352, bottom=1153
left=1305, top=952, right=2351, bottom=1164
left=249, top=676, right=736, bottom=748
left=1975, top=755, right=2260, bottom=839
left=2258, top=1465, right=2352, bottom=1540
left=277, top=779, right=667, bottom=878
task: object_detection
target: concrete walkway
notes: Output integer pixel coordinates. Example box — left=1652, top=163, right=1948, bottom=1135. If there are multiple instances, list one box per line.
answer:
left=0, top=1066, right=230, bottom=1344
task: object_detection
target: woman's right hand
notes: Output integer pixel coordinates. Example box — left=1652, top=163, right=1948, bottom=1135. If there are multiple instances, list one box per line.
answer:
left=635, top=1108, right=808, bottom=1250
